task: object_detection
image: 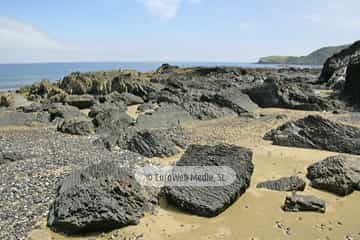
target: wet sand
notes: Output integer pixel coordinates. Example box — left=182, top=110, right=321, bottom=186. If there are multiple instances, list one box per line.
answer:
left=28, top=108, right=360, bottom=240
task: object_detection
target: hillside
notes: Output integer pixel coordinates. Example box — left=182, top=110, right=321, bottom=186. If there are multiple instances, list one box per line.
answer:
left=258, top=45, right=349, bottom=65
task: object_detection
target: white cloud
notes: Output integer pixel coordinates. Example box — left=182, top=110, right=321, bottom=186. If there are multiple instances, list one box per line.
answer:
left=0, top=17, right=62, bottom=50
left=140, top=0, right=181, bottom=19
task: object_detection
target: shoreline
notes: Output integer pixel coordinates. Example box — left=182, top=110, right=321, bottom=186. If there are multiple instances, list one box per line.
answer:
left=0, top=62, right=322, bottom=92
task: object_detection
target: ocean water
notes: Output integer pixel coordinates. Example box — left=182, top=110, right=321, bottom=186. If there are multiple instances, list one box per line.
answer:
left=0, top=62, right=320, bottom=91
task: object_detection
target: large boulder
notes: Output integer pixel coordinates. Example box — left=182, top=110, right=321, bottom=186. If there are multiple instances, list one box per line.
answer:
left=343, top=57, right=360, bottom=105
left=246, top=78, right=330, bottom=111
left=58, top=118, right=95, bottom=136
left=319, top=40, right=360, bottom=89
left=136, top=103, right=193, bottom=130
left=182, top=100, right=237, bottom=120
left=47, top=161, right=150, bottom=234
left=264, top=115, right=360, bottom=155
left=65, top=95, right=97, bottom=109
left=282, top=193, right=326, bottom=213
left=307, top=155, right=360, bottom=196
left=47, top=103, right=81, bottom=121
left=154, top=87, right=239, bottom=120
left=164, top=144, right=254, bottom=217
left=256, top=176, right=306, bottom=192
left=110, top=71, right=158, bottom=100
left=91, top=107, right=134, bottom=135
left=202, top=88, right=258, bottom=116
left=127, top=128, right=185, bottom=158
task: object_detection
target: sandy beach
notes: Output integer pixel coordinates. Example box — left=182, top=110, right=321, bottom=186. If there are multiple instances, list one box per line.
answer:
left=27, top=108, right=360, bottom=240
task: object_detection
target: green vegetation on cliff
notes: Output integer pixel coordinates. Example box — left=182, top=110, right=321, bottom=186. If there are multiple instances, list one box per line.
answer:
left=258, top=45, right=349, bottom=65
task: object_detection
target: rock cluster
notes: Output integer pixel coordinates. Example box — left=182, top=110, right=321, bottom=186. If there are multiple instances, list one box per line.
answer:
left=2, top=62, right=360, bottom=238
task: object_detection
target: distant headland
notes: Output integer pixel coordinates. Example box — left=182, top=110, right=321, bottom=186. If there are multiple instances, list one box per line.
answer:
left=258, top=44, right=349, bottom=65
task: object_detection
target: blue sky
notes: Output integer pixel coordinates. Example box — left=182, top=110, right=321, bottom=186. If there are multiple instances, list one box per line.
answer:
left=0, top=0, right=359, bottom=63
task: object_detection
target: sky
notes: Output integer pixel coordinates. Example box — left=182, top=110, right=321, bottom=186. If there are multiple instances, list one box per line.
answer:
left=0, top=0, right=359, bottom=63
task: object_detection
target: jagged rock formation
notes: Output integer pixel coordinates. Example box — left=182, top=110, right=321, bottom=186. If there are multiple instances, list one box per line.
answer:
left=264, top=115, right=360, bottom=155
left=246, top=78, right=332, bottom=111
left=319, top=40, right=360, bottom=89
left=343, top=56, right=360, bottom=105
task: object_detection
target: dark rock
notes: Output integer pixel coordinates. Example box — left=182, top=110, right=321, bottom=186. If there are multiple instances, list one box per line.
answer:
left=58, top=118, right=95, bottom=136
left=110, top=72, right=158, bottom=100
left=264, top=115, right=360, bottom=155
left=91, top=107, right=134, bottom=135
left=164, top=144, right=254, bottom=217
left=319, top=40, right=360, bottom=88
left=89, top=103, right=127, bottom=119
left=201, top=88, right=258, bottom=116
left=127, top=128, right=185, bottom=158
left=136, top=103, right=193, bottom=130
left=47, top=103, right=81, bottom=121
left=343, top=57, right=360, bottom=105
left=47, top=161, right=149, bottom=234
left=282, top=193, right=326, bottom=213
left=307, top=155, right=360, bottom=196
left=97, top=92, right=127, bottom=108
left=155, top=87, right=183, bottom=105
left=65, top=95, right=97, bottom=109
left=246, top=78, right=330, bottom=111
left=256, top=176, right=306, bottom=192
left=118, top=92, right=144, bottom=106
left=182, top=100, right=237, bottom=120
left=154, top=87, right=238, bottom=120
left=95, top=127, right=138, bottom=151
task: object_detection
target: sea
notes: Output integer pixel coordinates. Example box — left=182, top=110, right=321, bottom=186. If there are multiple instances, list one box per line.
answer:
left=0, top=62, right=320, bottom=91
